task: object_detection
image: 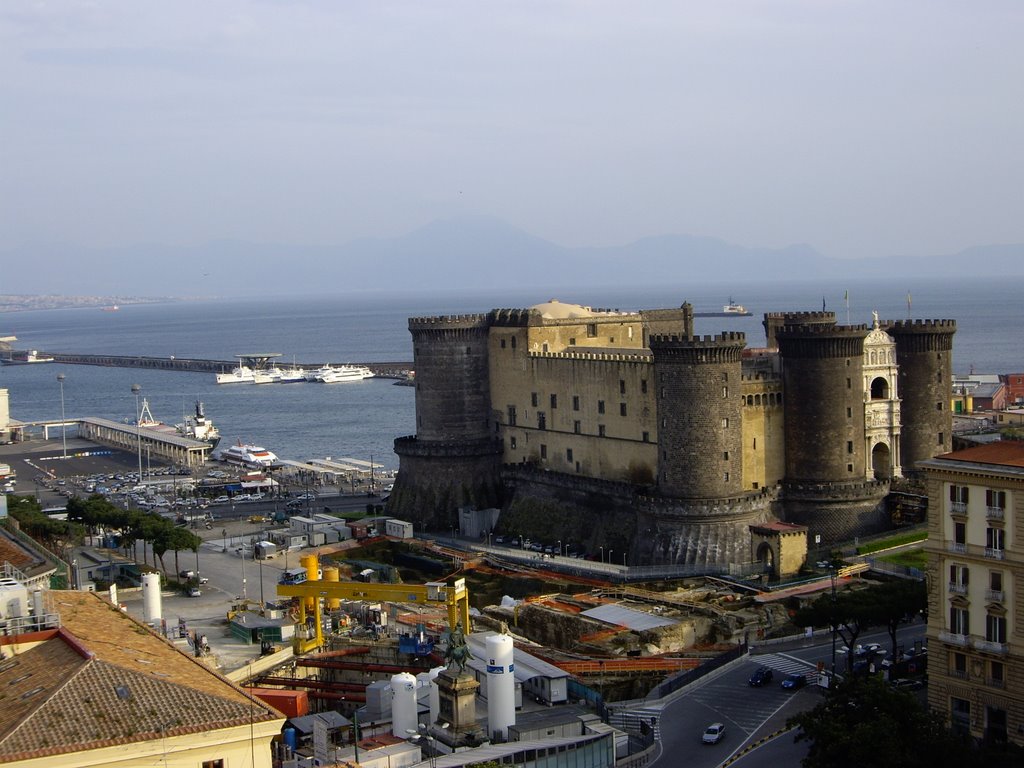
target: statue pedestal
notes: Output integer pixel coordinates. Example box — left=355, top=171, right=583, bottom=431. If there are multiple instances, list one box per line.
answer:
left=435, top=666, right=481, bottom=744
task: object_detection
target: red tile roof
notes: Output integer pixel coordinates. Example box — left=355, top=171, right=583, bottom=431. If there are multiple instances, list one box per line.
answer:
left=936, top=441, right=1024, bottom=468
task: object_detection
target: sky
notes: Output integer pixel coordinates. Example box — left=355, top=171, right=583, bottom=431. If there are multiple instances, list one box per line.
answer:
left=2, top=1, right=1022, bottom=264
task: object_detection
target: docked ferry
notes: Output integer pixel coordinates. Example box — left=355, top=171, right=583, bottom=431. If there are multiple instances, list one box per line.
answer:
left=218, top=442, right=279, bottom=468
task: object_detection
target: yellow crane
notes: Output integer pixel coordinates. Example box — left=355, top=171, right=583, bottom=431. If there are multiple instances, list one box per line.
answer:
left=276, top=569, right=471, bottom=654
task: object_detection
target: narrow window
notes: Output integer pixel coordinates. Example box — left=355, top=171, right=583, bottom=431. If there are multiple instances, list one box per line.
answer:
left=573, top=420, right=581, bottom=434
left=641, top=379, right=647, bottom=394
left=721, top=417, right=729, bottom=429
left=619, top=379, right=626, bottom=395
left=847, top=407, right=852, bottom=418
left=540, top=444, right=547, bottom=459
left=537, top=412, right=546, bottom=430
left=723, top=451, right=729, bottom=461
left=572, top=395, right=580, bottom=411
left=511, top=336, right=517, bottom=349
left=500, top=339, right=506, bottom=348
left=620, top=403, right=627, bottom=417
left=569, top=338, right=576, bottom=345
left=510, top=436, right=517, bottom=450
left=531, top=392, right=538, bottom=407
left=598, top=424, right=606, bottom=437
left=598, top=400, right=605, bottom=414
left=508, top=406, right=517, bottom=426
left=847, top=441, right=853, bottom=454
left=642, top=431, right=649, bottom=443
left=566, top=448, right=573, bottom=463
left=550, top=394, right=557, bottom=409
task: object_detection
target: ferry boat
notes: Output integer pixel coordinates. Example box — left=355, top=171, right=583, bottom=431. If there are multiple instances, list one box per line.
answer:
left=693, top=298, right=753, bottom=318
left=215, top=365, right=256, bottom=384
left=218, top=442, right=279, bottom=468
left=308, top=364, right=374, bottom=383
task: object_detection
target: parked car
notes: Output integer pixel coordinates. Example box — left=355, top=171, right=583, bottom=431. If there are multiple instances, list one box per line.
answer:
left=781, top=673, right=808, bottom=691
left=891, top=678, right=924, bottom=691
left=186, top=586, right=202, bottom=598
left=748, top=667, right=774, bottom=687
left=702, top=723, right=726, bottom=744
left=178, top=569, right=196, bottom=579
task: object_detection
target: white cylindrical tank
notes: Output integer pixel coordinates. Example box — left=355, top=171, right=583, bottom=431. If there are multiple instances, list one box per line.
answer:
left=486, top=633, right=515, bottom=740
left=32, top=589, right=45, bottom=624
left=142, top=573, right=162, bottom=623
left=416, top=666, right=444, bottom=725
left=390, top=672, right=418, bottom=738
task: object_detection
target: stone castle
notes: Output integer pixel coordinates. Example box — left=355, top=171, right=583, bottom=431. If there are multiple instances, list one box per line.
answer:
left=387, top=299, right=955, bottom=569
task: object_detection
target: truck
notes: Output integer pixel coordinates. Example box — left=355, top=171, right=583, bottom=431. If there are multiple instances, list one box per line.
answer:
left=254, top=540, right=278, bottom=560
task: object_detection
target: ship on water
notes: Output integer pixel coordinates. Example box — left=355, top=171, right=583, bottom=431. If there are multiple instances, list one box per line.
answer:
left=1, top=349, right=56, bottom=365
left=138, top=399, right=221, bottom=449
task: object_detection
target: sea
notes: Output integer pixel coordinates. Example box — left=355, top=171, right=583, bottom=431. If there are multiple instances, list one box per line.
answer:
left=2, top=277, right=1021, bottom=471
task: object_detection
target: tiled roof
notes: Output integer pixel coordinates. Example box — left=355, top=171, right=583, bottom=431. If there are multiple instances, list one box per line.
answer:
left=0, top=529, right=41, bottom=571
left=0, top=592, right=283, bottom=763
left=935, top=441, right=1024, bottom=469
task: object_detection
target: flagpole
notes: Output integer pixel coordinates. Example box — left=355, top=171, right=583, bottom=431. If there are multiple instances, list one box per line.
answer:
left=844, top=289, right=850, bottom=325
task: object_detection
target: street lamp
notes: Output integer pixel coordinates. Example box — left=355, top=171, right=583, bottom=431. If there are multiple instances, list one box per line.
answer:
left=56, top=373, right=67, bottom=458
left=556, top=540, right=561, bottom=558
left=599, top=546, right=605, bottom=564
left=829, top=565, right=838, bottom=681
left=131, top=384, right=143, bottom=481
left=609, top=549, right=614, bottom=566
left=240, top=545, right=247, bottom=600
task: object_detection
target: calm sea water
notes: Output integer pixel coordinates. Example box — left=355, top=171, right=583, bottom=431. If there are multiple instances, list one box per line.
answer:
left=3, top=277, right=1021, bottom=468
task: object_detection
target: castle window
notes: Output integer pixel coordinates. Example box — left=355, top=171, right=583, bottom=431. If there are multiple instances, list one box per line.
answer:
left=847, top=407, right=852, bottom=418
left=936, top=401, right=943, bottom=411
left=587, top=323, right=597, bottom=337
left=598, top=400, right=605, bottom=414
left=620, top=403, right=627, bottom=417
left=598, top=424, right=606, bottom=437
left=620, top=380, right=626, bottom=395
left=508, top=406, right=517, bottom=426
left=641, top=379, right=647, bottom=394
left=724, top=472, right=729, bottom=482
left=574, top=420, right=581, bottom=434
left=722, top=372, right=728, bottom=381
left=939, top=431, right=945, bottom=445
left=752, top=481, right=759, bottom=489
left=511, top=336, right=517, bottom=349
left=531, top=392, right=538, bottom=407
left=550, top=394, right=558, bottom=409
left=569, top=338, right=576, bottom=345
left=723, top=451, right=729, bottom=461
left=510, top=436, right=517, bottom=450
left=537, top=412, right=546, bottom=430
left=722, top=387, right=728, bottom=398
left=722, top=417, right=729, bottom=428
left=937, top=371, right=942, bottom=382
left=642, top=431, right=649, bottom=442
left=847, top=463, right=853, bottom=473
left=847, top=441, right=853, bottom=454
left=628, top=326, right=634, bottom=339
left=753, top=437, right=757, bottom=449
left=572, top=395, right=580, bottom=411
left=501, top=339, right=506, bottom=349
left=540, top=444, right=547, bottom=459
left=566, top=448, right=573, bottom=463
left=847, top=378, right=851, bottom=389
left=542, top=343, right=549, bottom=353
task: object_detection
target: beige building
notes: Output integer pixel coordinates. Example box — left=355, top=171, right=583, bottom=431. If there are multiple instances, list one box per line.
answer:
left=921, top=442, right=1023, bottom=746
left=0, top=590, right=285, bottom=766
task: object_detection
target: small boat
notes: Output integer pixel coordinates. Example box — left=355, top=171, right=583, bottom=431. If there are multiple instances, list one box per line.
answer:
left=1, top=349, right=55, bottom=365
left=100, top=305, right=120, bottom=312
left=693, top=298, right=753, bottom=318
left=215, top=365, right=256, bottom=384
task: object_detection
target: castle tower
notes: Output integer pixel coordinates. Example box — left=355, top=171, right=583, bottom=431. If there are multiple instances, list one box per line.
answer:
left=884, top=319, right=957, bottom=472
left=649, top=332, right=746, bottom=498
left=391, top=314, right=503, bottom=527
left=775, top=315, right=869, bottom=483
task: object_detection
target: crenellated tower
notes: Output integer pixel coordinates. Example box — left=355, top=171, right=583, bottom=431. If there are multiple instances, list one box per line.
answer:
left=649, top=332, right=746, bottom=498
left=883, top=319, right=957, bottom=473
left=390, top=314, right=503, bottom=528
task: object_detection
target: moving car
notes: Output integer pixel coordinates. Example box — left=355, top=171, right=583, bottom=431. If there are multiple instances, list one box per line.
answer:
left=782, top=673, right=808, bottom=691
left=748, top=666, right=774, bottom=687
left=702, top=723, right=726, bottom=744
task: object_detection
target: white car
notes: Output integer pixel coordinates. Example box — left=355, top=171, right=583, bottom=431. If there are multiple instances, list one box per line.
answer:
left=702, top=723, right=725, bottom=745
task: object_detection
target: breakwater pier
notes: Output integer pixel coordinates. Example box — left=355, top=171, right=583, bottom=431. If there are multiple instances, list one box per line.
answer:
left=12, top=352, right=412, bottom=378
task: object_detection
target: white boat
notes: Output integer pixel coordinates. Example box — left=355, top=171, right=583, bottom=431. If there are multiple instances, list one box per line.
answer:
left=1, top=349, right=55, bottom=365
left=722, top=298, right=751, bottom=315
left=215, top=365, right=256, bottom=384
left=136, top=399, right=221, bottom=449
left=310, top=364, right=374, bottom=383
left=218, top=442, right=278, bottom=468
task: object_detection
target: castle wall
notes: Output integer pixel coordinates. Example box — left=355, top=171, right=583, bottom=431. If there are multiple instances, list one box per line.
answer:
left=490, top=347, right=658, bottom=484
left=741, top=373, right=786, bottom=491
left=885, top=319, right=957, bottom=472
left=650, top=333, right=746, bottom=499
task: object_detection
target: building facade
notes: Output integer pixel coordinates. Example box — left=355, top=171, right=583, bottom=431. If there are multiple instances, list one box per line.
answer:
left=921, top=442, right=1023, bottom=747
left=390, top=298, right=956, bottom=568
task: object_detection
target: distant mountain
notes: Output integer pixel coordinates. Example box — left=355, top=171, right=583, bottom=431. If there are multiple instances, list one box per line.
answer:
left=3, top=217, right=1023, bottom=297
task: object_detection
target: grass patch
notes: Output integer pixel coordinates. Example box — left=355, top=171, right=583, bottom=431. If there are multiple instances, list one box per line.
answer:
left=856, top=530, right=927, bottom=555
left=876, top=548, right=927, bottom=570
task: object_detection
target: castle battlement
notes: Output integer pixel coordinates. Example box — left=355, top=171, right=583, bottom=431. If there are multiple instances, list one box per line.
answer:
left=530, top=350, right=651, bottom=363
left=776, top=323, right=868, bottom=335
left=408, top=314, right=491, bottom=331
left=884, top=319, right=957, bottom=333
left=649, top=331, right=746, bottom=345
left=765, top=311, right=836, bottom=322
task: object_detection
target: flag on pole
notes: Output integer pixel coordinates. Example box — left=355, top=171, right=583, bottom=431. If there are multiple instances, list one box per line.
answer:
left=844, top=289, right=849, bottom=304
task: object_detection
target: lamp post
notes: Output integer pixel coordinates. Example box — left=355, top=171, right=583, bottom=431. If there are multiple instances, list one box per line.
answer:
left=131, top=384, right=143, bottom=481
left=609, top=549, right=614, bottom=566
left=556, top=540, right=561, bottom=558
left=829, top=565, right=838, bottom=682
left=599, top=546, right=605, bottom=564
left=56, top=373, right=67, bottom=458
left=240, top=545, right=247, bottom=600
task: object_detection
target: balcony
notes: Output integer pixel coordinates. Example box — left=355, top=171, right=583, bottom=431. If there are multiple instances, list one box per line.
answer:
left=985, top=589, right=1004, bottom=602
left=949, top=582, right=968, bottom=595
left=950, top=501, right=968, bottom=515
left=948, top=542, right=967, bottom=555
left=986, top=506, right=1005, bottom=521
left=984, top=547, right=1005, bottom=560
left=950, top=668, right=969, bottom=680
left=985, top=677, right=1006, bottom=689
left=939, top=631, right=969, bottom=647
left=973, top=639, right=1008, bottom=655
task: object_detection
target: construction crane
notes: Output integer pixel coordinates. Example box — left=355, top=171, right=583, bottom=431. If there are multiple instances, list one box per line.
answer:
left=277, top=574, right=471, bottom=654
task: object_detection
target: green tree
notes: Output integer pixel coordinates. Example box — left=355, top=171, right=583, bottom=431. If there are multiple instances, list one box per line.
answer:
left=793, top=588, right=878, bottom=673
left=871, top=579, right=927, bottom=659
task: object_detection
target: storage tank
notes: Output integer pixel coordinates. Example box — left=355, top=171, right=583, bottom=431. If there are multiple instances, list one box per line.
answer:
left=486, top=633, right=515, bottom=740
left=141, top=573, right=162, bottom=623
left=322, top=566, right=340, bottom=609
left=417, top=666, right=445, bottom=724
left=390, top=672, right=418, bottom=738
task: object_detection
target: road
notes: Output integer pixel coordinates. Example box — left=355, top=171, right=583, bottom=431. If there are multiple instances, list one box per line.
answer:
left=650, top=621, right=927, bottom=768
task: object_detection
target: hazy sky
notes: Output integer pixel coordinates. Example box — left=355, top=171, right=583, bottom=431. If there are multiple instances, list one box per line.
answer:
left=2, top=1, right=1021, bottom=261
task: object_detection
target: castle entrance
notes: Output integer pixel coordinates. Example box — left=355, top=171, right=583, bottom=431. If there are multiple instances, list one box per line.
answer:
left=871, top=442, right=892, bottom=480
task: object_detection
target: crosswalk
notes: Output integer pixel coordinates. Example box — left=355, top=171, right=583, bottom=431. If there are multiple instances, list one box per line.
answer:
left=608, top=703, right=664, bottom=741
